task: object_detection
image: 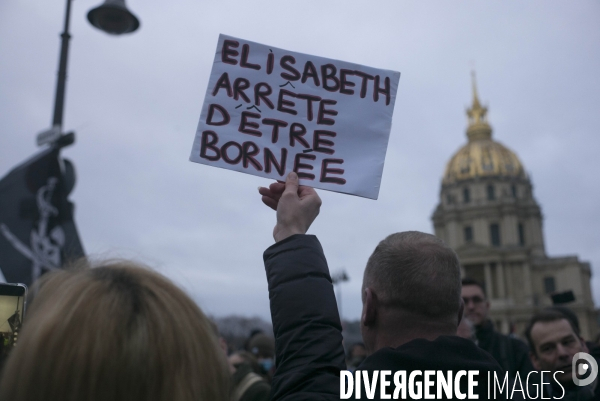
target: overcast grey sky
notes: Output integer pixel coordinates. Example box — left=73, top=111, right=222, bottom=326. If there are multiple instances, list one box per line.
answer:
left=1, top=0, right=599, bottom=322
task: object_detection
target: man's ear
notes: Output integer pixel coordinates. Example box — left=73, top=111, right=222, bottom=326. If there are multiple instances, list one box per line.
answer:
left=529, top=352, right=541, bottom=371
left=362, top=287, right=378, bottom=328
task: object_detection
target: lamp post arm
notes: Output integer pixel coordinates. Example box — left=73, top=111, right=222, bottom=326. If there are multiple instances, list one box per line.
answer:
left=52, top=0, right=73, bottom=132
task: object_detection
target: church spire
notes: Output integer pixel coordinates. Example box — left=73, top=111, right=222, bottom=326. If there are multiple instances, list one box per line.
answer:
left=466, top=71, right=492, bottom=141
left=471, top=71, right=482, bottom=110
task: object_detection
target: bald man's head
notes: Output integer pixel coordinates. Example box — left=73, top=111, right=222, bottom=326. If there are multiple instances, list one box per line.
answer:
left=362, top=231, right=462, bottom=320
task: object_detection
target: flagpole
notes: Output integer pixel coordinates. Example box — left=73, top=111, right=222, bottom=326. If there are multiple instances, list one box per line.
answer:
left=36, top=0, right=141, bottom=148
left=52, top=0, right=73, bottom=134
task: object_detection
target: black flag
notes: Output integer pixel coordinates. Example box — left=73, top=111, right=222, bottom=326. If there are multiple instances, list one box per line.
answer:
left=0, top=148, right=84, bottom=286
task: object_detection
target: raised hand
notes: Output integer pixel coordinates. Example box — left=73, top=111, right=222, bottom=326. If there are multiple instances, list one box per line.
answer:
left=258, top=172, right=322, bottom=242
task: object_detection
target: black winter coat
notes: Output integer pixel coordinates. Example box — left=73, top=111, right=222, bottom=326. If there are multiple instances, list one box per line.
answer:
left=475, top=320, right=534, bottom=380
left=264, top=235, right=508, bottom=400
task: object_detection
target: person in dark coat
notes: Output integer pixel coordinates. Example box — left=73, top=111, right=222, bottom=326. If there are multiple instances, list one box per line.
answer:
left=545, top=305, right=600, bottom=370
left=461, top=278, right=535, bottom=381
left=525, top=310, right=600, bottom=401
left=229, top=351, right=271, bottom=401
left=259, top=172, right=507, bottom=400
left=246, top=332, right=276, bottom=382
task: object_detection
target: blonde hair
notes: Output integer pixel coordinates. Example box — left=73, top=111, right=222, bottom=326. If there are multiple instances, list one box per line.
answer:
left=0, top=260, right=229, bottom=401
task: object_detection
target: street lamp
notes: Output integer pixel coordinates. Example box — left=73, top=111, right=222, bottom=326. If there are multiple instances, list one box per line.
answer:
left=37, top=0, right=140, bottom=147
left=87, top=0, right=140, bottom=35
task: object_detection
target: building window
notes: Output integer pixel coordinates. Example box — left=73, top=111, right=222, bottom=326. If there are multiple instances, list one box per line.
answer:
left=511, top=185, right=517, bottom=198
left=518, top=223, right=525, bottom=246
left=463, top=188, right=470, bottom=203
left=446, top=194, right=453, bottom=205
left=544, top=277, right=556, bottom=294
left=464, top=265, right=486, bottom=290
left=490, top=224, right=501, bottom=247
left=487, top=185, right=495, bottom=200
left=464, top=226, right=473, bottom=243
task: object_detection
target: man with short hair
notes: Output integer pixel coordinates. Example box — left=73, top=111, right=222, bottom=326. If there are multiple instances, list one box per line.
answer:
left=259, top=173, right=505, bottom=400
left=461, top=278, right=534, bottom=379
left=526, top=310, right=598, bottom=401
left=360, top=232, right=463, bottom=352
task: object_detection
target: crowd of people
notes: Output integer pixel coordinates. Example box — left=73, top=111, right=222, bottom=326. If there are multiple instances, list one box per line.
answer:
left=0, top=171, right=598, bottom=400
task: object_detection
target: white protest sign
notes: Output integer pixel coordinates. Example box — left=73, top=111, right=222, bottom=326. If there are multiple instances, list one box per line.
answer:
left=190, top=34, right=400, bottom=200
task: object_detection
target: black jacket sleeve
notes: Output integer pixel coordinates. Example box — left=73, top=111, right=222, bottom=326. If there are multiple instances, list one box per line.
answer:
left=263, top=234, right=346, bottom=401
left=510, top=337, right=535, bottom=380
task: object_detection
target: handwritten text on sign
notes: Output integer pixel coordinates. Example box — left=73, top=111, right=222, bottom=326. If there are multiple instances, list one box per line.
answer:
left=190, top=34, right=400, bottom=199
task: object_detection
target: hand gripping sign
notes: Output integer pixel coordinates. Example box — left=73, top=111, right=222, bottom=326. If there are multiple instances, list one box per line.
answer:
left=190, top=34, right=400, bottom=200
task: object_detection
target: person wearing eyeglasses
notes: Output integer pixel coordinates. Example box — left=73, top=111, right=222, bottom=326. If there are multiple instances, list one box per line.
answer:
left=461, top=277, right=534, bottom=380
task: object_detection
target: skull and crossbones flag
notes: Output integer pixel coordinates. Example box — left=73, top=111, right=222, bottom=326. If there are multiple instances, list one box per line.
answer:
left=0, top=148, right=84, bottom=286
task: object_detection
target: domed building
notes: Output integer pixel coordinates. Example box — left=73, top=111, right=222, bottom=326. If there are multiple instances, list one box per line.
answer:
left=431, top=74, right=597, bottom=339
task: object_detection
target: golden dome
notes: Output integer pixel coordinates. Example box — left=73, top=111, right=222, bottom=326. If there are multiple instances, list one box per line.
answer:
left=443, top=73, right=526, bottom=184
left=443, top=139, right=526, bottom=184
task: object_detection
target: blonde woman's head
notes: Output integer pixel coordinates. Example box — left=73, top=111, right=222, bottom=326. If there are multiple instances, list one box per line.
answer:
left=0, top=260, right=229, bottom=401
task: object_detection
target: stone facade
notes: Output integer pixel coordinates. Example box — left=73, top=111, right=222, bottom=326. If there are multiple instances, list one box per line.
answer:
left=431, top=75, right=597, bottom=339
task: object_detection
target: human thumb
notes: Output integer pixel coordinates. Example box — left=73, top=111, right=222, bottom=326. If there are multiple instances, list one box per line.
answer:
left=283, top=171, right=299, bottom=196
